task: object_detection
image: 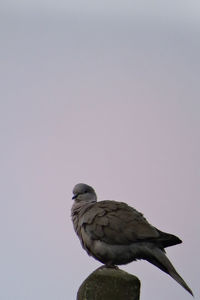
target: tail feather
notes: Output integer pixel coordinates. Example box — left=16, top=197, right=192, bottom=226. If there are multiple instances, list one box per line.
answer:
left=169, top=269, right=194, bottom=296
left=148, top=248, right=193, bottom=296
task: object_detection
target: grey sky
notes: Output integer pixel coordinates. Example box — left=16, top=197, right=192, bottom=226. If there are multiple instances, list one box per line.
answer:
left=1, top=1, right=200, bottom=25
left=0, top=1, right=200, bottom=300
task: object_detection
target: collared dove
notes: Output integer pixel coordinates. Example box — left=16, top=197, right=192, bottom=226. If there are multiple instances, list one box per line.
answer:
left=71, top=183, right=193, bottom=296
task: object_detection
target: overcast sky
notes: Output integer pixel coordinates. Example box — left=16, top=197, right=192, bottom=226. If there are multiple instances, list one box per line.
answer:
left=1, top=0, right=200, bottom=20
left=1, top=1, right=200, bottom=300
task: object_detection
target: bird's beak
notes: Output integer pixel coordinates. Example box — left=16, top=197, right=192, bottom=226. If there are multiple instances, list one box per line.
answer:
left=72, top=194, right=78, bottom=200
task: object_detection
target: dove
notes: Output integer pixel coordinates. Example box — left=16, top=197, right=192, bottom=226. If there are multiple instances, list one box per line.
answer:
left=71, top=183, right=193, bottom=296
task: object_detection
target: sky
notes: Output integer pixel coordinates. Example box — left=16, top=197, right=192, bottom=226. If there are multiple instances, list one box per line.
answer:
left=0, top=1, right=200, bottom=299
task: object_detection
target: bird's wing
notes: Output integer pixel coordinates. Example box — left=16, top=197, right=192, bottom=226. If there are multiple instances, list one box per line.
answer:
left=80, top=200, right=160, bottom=245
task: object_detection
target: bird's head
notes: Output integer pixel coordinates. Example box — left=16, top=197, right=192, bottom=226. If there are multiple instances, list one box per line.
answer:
left=72, top=183, right=97, bottom=203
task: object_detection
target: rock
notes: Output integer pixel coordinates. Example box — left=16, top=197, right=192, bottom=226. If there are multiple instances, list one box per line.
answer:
left=77, top=266, right=140, bottom=300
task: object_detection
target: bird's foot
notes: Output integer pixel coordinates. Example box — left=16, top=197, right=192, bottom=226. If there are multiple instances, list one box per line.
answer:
left=105, top=264, right=119, bottom=269
left=98, top=264, right=119, bottom=271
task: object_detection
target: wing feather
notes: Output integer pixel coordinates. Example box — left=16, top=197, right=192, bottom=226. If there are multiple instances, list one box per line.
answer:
left=82, top=200, right=159, bottom=245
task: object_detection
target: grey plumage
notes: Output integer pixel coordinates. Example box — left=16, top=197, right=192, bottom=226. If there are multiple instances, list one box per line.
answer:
left=71, top=183, right=193, bottom=296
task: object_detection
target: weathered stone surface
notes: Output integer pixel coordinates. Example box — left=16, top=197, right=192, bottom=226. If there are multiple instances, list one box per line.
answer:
left=77, top=266, right=140, bottom=300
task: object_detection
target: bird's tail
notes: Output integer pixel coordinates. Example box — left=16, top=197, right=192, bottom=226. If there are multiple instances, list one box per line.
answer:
left=148, top=248, right=193, bottom=296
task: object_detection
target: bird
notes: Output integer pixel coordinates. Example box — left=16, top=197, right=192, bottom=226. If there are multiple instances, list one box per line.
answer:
left=71, top=183, right=193, bottom=296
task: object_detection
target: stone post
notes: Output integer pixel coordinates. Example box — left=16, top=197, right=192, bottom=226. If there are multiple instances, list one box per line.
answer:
left=77, top=266, right=140, bottom=300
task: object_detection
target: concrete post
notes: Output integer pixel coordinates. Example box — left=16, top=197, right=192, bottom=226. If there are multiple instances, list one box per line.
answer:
left=77, top=266, right=140, bottom=300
